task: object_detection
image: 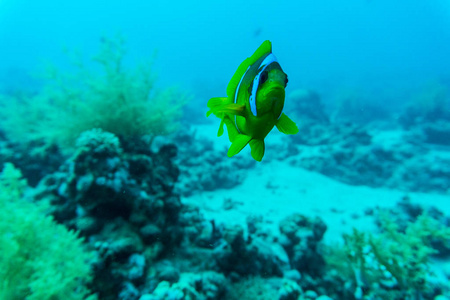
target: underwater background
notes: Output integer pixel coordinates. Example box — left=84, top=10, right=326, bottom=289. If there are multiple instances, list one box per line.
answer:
left=1, top=0, right=450, bottom=299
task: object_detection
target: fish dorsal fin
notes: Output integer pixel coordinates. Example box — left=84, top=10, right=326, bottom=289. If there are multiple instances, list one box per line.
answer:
left=226, top=40, right=272, bottom=98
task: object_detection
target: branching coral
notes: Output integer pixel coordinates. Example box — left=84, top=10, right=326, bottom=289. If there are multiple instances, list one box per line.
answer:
left=0, top=35, right=187, bottom=150
left=328, top=213, right=450, bottom=300
left=369, top=212, right=450, bottom=297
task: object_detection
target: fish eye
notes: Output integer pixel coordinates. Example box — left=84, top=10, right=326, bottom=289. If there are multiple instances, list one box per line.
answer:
left=259, top=71, right=268, bottom=85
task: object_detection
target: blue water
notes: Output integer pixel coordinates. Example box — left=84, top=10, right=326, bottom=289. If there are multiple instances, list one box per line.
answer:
left=1, top=0, right=450, bottom=107
left=1, top=1, right=450, bottom=299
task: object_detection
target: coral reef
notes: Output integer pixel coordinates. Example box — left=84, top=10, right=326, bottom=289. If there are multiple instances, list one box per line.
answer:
left=278, top=214, right=327, bottom=277
left=29, top=126, right=341, bottom=299
left=173, top=129, right=255, bottom=196
left=140, top=272, right=227, bottom=300
left=33, top=129, right=182, bottom=299
left=0, top=132, right=64, bottom=186
left=285, top=89, right=329, bottom=125
left=215, top=222, right=289, bottom=278
left=277, top=90, right=450, bottom=193
left=1, top=33, right=450, bottom=300
left=399, top=82, right=449, bottom=129
left=399, top=82, right=450, bottom=147
left=329, top=88, right=390, bottom=124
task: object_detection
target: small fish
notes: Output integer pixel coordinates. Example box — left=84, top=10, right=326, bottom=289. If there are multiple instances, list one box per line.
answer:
left=206, top=40, right=299, bottom=161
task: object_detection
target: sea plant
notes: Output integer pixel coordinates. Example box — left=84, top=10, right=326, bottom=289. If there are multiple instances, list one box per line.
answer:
left=327, top=212, right=450, bottom=300
left=369, top=212, right=450, bottom=298
left=0, top=34, right=187, bottom=150
left=0, top=163, right=94, bottom=300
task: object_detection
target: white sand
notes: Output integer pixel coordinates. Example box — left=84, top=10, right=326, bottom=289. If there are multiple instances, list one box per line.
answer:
left=183, top=123, right=450, bottom=244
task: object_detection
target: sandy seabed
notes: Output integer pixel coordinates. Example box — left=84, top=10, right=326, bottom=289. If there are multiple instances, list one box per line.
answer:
left=182, top=123, right=450, bottom=280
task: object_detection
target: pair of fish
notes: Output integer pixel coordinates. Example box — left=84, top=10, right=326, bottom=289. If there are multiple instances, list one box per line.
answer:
left=207, top=40, right=299, bottom=161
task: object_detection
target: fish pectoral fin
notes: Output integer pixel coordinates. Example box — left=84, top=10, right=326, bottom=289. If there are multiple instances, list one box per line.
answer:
left=207, top=97, right=228, bottom=108
left=227, top=134, right=252, bottom=158
left=215, top=103, right=245, bottom=116
left=207, top=97, right=229, bottom=117
left=207, top=99, right=245, bottom=117
left=249, top=139, right=265, bottom=162
left=276, top=113, right=299, bottom=135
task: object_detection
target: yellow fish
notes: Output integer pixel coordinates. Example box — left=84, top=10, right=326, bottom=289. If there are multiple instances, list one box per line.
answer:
left=206, top=40, right=299, bottom=161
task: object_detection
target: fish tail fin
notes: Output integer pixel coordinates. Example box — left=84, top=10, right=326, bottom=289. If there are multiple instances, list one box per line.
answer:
left=276, top=113, right=299, bottom=135
left=249, top=139, right=265, bottom=161
left=227, top=134, right=252, bottom=158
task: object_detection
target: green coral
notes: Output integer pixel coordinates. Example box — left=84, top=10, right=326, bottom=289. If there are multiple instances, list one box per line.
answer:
left=0, top=35, right=187, bottom=150
left=369, top=212, right=450, bottom=297
left=0, top=163, right=94, bottom=300
left=327, top=212, right=450, bottom=299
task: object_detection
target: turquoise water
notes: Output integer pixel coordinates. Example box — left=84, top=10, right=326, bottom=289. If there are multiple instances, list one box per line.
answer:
left=1, top=1, right=450, bottom=100
left=0, top=1, right=450, bottom=299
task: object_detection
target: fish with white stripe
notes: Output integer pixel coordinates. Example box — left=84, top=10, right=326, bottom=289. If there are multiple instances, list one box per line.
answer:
left=207, top=40, right=299, bottom=161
